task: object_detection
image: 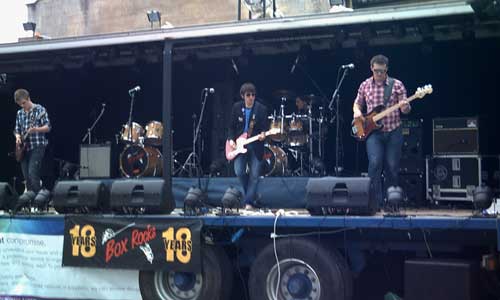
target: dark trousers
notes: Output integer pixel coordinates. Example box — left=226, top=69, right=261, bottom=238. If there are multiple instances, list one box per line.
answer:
left=234, top=147, right=262, bottom=205
left=366, top=127, right=403, bottom=206
left=20, top=146, right=46, bottom=194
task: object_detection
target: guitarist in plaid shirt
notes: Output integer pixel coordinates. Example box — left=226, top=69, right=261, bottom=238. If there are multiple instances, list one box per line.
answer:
left=352, top=55, right=410, bottom=208
left=13, top=89, right=51, bottom=206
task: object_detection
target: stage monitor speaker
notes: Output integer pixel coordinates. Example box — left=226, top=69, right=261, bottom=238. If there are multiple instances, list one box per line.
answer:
left=306, top=177, right=375, bottom=215
left=110, top=179, right=174, bottom=214
left=0, top=182, right=18, bottom=210
left=405, top=259, right=479, bottom=300
left=53, top=180, right=110, bottom=213
left=80, top=143, right=114, bottom=178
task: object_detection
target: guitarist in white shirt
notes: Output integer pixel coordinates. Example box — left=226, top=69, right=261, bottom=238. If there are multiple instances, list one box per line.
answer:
left=352, top=55, right=410, bottom=208
left=227, top=83, right=268, bottom=209
left=13, top=88, right=51, bottom=207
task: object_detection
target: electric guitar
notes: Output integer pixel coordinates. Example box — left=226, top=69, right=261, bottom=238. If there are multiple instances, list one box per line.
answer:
left=351, top=85, right=432, bottom=141
left=15, top=111, right=46, bottom=162
left=225, top=128, right=281, bottom=161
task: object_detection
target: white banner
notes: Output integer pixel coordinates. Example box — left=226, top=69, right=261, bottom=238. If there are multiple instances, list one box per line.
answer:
left=0, top=232, right=141, bottom=300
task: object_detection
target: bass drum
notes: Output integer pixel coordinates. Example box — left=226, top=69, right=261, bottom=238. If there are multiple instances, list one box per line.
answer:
left=262, top=144, right=287, bottom=176
left=120, top=145, right=163, bottom=178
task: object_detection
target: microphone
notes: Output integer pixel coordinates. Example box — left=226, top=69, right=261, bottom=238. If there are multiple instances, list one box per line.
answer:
left=204, top=88, right=215, bottom=94
left=341, top=63, right=355, bottom=69
left=231, top=59, right=239, bottom=75
left=290, top=55, right=300, bottom=74
left=128, top=86, right=141, bottom=95
left=102, top=102, right=106, bottom=108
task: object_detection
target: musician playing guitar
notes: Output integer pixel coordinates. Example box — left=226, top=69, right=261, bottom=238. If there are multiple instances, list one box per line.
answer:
left=227, top=82, right=268, bottom=210
left=14, top=88, right=51, bottom=206
left=352, top=55, right=410, bottom=208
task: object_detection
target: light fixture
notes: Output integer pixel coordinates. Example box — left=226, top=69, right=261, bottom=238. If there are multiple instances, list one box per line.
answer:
left=386, top=186, right=404, bottom=210
left=473, top=185, right=493, bottom=211
left=0, top=182, right=18, bottom=211
left=183, top=187, right=206, bottom=216
left=23, top=22, right=36, bottom=37
left=221, top=186, right=242, bottom=211
left=146, top=10, right=161, bottom=29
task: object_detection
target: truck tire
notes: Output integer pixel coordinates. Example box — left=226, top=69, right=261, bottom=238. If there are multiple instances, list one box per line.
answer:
left=248, top=238, right=352, bottom=300
left=139, top=245, right=232, bottom=300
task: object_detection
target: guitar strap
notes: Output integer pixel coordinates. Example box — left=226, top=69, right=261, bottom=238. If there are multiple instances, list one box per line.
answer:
left=248, top=114, right=256, bottom=137
left=383, top=77, right=395, bottom=107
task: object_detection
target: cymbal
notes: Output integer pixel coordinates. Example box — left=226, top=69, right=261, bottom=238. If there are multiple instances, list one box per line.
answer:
left=272, top=89, right=296, bottom=101
left=299, top=94, right=326, bottom=104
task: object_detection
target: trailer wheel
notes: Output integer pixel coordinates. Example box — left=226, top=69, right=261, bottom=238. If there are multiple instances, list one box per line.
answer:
left=248, top=238, right=351, bottom=300
left=139, top=245, right=232, bottom=300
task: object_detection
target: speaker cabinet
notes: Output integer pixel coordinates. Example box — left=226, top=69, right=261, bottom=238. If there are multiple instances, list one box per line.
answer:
left=405, top=259, right=479, bottom=300
left=52, top=180, right=110, bottom=213
left=0, top=182, right=18, bottom=210
left=433, top=117, right=479, bottom=154
left=110, top=179, right=174, bottom=214
left=80, top=143, right=116, bottom=178
left=306, top=177, right=375, bottom=215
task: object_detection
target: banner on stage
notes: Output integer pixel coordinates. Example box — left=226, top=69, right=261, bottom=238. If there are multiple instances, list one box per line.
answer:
left=63, top=216, right=202, bottom=271
left=0, top=217, right=141, bottom=300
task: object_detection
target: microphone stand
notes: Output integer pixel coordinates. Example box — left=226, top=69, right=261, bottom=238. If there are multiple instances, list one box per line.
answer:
left=127, top=91, right=137, bottom=143
left=328, top=67, right=350, bottom=177
left=82, top=103, right=106, bottom=144
left=181, top=89, right=210, bottom=177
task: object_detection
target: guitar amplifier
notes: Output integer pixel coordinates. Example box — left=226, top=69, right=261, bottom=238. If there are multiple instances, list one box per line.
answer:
left=400, top=119, right=424, bottom=174
left=79, top=143, right=117, bottom=178
left=426, top=155, right=500, bottom=202
left=433, top=117, right=479, bottom=154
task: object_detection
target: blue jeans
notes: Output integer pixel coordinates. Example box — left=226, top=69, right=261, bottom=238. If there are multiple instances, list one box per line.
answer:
left=366, top=127, right=403, bottom=207
left=234, top=147, right=262, bottom=205
left=20, top=146, right=46, bottom=193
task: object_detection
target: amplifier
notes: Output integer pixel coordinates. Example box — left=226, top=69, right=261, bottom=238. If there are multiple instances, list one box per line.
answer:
left=80, top=143, right=116, bottom=178
left=400, top=119, right=424, bottom=174
left=433, top=117, right=479, bottom=154
left=426, top=155, right=500, bottom=202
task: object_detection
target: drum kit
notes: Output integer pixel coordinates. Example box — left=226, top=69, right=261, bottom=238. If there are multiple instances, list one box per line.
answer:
left=263, top=90, right=327, bottom=177
left=119, top=121, right=164, bottom=178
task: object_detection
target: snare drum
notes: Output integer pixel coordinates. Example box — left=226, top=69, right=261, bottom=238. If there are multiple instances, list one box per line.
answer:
left=288, top=117, right=303, bottom=132
left=269, top=117, right=287, bottom=142
left=121, top=122, right=144, bottom=144
left=120, top=144, right=162, bottom=177
left=262, top=144, right=287, bottom=176
left=145, top=121, right=164, bottom=146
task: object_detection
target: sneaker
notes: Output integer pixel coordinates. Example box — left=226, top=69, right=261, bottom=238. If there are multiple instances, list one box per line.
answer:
left=14, top=191, right=36, bottom=212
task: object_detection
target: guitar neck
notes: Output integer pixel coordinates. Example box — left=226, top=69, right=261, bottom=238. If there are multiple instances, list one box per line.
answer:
left=241, top=130, right=273, bottom=146
left=373, top=94, right=418, bottom=122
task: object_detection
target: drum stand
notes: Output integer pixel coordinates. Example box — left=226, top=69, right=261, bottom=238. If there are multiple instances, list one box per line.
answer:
left=179, top=89, right=210, bottom=177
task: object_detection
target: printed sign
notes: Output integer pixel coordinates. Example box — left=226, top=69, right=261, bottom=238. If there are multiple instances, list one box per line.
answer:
left=63, top=216, right=202, bottom=271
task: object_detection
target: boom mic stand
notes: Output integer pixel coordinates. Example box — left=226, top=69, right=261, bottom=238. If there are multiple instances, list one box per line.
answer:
left=181, top=88, right=210, bottom=177
left=81, top=102, right=106, bottom=144
left=328, top=66, right=350, bottom=177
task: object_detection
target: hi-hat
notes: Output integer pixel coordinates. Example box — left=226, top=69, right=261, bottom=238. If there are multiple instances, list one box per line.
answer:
left=272, top=89, right=296, bottom=101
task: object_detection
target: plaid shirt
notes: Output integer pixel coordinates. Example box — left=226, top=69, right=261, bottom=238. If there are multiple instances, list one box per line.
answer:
left=15, top=103, right=51, bottom=151
left=354, top=76, right=408, bottom=132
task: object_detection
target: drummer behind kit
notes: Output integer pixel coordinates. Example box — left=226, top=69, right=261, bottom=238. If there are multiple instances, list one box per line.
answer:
left=119, top=120, right=164, bottom=178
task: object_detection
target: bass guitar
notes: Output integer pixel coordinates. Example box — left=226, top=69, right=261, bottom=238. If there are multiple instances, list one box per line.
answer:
left=351, top=84, right=432, bottom=141
left=225, top=128, right=281, bottom=161
left=15, top=111, right=46, bottom=162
